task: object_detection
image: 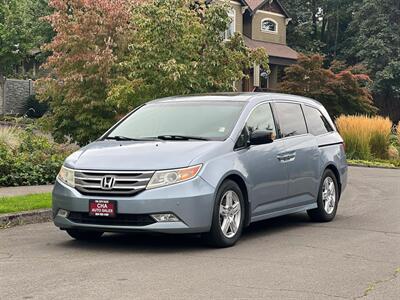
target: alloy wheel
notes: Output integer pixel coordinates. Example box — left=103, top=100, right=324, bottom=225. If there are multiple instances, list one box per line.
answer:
left=219, top=190, right=241, bottom=238
left=322, top=176, right=336, bottom=214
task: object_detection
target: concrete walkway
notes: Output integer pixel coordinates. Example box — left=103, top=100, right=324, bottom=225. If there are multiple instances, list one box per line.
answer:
left=0, top=185, right=53, bottom=197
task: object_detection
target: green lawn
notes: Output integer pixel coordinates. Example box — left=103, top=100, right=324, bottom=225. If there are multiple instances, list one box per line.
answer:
left=0, top=193, right=52, bottom=214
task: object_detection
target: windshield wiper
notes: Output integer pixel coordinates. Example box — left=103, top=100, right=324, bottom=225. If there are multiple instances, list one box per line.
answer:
left=156, top=135, right=209, bottom=141
left=104, top=136, right=153, bottom=141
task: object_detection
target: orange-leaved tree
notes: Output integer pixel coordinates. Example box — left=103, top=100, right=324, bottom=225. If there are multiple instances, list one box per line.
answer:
left=36, top=0, right=138, bottom=145
left=279, top=54, right=377, bottom=117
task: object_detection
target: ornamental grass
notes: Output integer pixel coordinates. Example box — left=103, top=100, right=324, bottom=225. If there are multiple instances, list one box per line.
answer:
left=336, top=115, right=392, bottom=160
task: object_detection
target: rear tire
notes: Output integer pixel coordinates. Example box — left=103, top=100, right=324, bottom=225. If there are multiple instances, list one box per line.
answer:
left=307, top=169, right=339, bottom=222
left=66, top=229, right=104, bottom=241
left=204, top=180, right=245, bottom=248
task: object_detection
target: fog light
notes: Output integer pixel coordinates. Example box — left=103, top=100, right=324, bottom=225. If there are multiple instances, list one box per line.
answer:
left=151, top=213, right=179, bottom=222
left=57, top=209, right=69, bottom=218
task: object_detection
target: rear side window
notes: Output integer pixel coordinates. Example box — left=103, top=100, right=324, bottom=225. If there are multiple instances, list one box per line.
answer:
left=303, top=105, right=333, bottom=136
left=274, top=102, right=307, bottom=137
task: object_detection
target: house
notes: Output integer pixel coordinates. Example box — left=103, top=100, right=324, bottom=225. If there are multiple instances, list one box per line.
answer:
left=226, top=0, right=298, bottom=91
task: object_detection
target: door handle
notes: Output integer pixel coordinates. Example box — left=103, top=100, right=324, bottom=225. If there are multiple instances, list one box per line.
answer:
left=277, top=151, right=296, bottom=163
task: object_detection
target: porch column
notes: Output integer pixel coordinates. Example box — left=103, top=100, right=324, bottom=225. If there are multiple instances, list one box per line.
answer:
left=253, top=63, right=260, bottom=87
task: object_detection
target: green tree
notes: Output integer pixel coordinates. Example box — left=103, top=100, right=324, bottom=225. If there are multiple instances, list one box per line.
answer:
left=38, top=0, right=269, bottom=145
left=346, top=0, right=400, bottom=122
left=108, top=0, right=268, bottom=111
left=279, top=54, right=376, bottom=117
left=0, top=0, right=53, bottom=76
left=280, top=0, right=362, bottom=60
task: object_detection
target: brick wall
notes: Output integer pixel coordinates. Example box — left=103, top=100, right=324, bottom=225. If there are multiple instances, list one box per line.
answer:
left=0, top=78, right=34, bottom=115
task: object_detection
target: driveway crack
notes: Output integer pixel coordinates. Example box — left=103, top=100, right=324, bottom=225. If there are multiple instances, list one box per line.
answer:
left=353, top=267, right=400, bottom=299
left=229, top=284, right=350, bottom=299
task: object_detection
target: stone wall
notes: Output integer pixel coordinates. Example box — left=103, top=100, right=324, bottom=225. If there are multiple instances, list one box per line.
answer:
left=0, top=78, right=34, bottom=115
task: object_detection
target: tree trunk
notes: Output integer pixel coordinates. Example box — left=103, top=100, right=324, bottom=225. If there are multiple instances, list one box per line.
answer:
left=311, top=0, right=318, bottom=39
left=333, top=0, right=340, bottom=58
left=320, top=16, right=328, bottom=43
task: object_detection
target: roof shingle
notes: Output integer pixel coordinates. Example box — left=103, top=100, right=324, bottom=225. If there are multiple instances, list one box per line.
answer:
left=243, top=36, right=298, bottom=61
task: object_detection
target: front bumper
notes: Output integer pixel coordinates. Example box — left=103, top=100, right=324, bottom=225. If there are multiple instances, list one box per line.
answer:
left=52, top=176, right=215, bottom=234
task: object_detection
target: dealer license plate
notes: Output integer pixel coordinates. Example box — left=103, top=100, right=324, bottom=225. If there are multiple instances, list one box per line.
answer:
left=89, top=200, right=116, bottom=217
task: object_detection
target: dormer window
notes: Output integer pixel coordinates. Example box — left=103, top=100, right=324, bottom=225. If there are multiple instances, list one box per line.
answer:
left=224, top=8, right=236, bottom=40
left=261, top=19, right=278, bottom=33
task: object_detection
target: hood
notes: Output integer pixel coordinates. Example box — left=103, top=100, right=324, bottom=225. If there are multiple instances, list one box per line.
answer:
left=65, top=140, right=226, bottom=171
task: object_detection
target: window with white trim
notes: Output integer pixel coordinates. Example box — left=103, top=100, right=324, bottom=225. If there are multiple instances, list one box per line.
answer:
left=224, top=8, right=236, bottom=40
left=261, top=18, right=277, bottom=33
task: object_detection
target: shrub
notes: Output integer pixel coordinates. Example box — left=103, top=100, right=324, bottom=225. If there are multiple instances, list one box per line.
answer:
left=0, top=126, right=77, bottom=187
left=397, top=122, right=400, bottom=145
left=388, top=145, right=399, bottom=160
left=336, top=115, right=392, bottom=160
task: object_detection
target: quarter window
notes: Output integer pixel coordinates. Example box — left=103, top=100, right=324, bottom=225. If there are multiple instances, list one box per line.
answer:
left=303, top=105, right=334, bottom=136
left=274, top=103, right=307, bottom=137
left=261, top=19, right=277, bottom=33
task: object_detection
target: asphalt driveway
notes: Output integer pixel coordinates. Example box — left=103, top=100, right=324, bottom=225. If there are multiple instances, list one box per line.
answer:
left=1, top=166, right=399, bottom=299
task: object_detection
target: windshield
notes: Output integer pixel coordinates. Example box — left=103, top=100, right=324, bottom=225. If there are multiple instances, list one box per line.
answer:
left=106, top=101, right=245, bottom=141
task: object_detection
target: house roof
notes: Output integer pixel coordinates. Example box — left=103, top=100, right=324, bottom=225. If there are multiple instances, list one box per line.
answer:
left=243, top=0, right=263, bottom=11
left=243, top=0, right=290, bottom=17
left=243, top=36, right=298, bottom=61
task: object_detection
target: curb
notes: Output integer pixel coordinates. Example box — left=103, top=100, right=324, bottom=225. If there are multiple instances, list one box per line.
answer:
left=348, top=163, right=400, bottom=170
left=0, top=209, right=52, bottom=228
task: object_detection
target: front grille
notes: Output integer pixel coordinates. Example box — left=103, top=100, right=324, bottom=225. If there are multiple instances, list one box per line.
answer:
left=74, top=170, right=154, bottom=196
left=68, top=212, right=156, bottom=226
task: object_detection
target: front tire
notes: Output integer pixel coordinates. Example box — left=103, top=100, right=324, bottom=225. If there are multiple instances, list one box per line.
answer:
left=66, top=229, right=104, bottom=241
left=204, top=180, right=245, bottom=248
left=307, top=169, right=339, bottom=222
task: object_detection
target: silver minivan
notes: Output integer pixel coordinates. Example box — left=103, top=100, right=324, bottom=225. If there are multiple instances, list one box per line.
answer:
left=53, top=93, right=348, bottom=247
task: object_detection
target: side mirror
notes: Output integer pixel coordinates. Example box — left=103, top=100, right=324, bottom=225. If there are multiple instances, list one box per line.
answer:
left=249, top=130, right=275, bottom=146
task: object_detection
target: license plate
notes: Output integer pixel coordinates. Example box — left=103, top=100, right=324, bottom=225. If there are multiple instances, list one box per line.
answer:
left=89, top=200, right=116, bottom=217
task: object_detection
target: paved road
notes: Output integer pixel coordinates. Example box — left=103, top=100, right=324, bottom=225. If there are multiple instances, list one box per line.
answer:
left=1, top=167, right=399, bottom=299
left=0, top=185, right=53, bottom=197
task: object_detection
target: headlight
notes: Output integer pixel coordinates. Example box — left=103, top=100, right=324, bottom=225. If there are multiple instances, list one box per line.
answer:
left=57, top=165, right=75, bottom=187
left=147, top=164, right=202, bottom=189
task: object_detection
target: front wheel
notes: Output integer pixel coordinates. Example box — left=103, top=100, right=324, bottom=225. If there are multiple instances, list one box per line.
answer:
left=307, top=169, right=339, bottom=222
left=204, top=180, right=245, bottom=248
left=66, top=229, right=104, bottom=241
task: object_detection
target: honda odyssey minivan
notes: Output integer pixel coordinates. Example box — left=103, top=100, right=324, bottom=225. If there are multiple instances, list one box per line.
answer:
left=53, top=93, right=347, bottom=247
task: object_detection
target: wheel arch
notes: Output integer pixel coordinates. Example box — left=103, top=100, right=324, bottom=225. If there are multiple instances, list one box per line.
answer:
left=324, top=164, right=342, bottom=197
left=220, top=173, right=251, bottom=227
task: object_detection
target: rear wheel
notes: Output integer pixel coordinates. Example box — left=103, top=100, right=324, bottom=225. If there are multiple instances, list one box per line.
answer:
left=66, top=229, right=104, bottom=241
left=307, top=169, right=339, bottom=222
left=204, top=180, right=245, bottom=248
